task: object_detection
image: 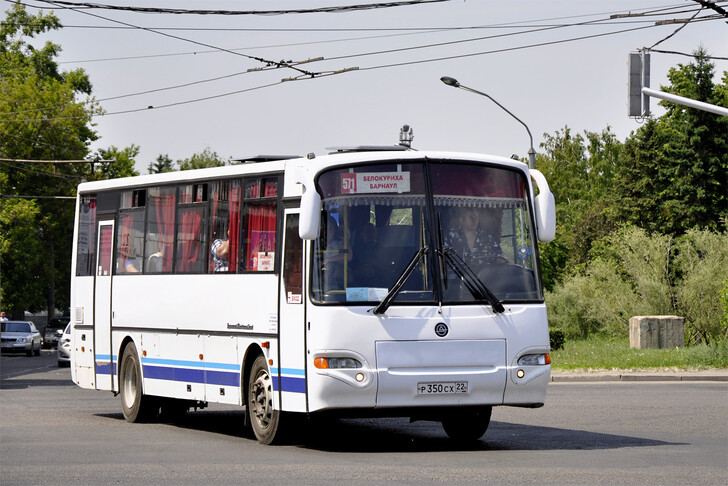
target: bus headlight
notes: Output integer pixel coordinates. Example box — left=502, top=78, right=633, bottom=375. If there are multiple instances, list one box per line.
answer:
left=517, top=353, right=551, bottom=366
left=314, top=357, right=362, bottom=369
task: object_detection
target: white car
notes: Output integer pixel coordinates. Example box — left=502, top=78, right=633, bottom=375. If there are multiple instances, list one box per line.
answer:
left=1, top=321, right=42, bottom=356
left=57, top=323, right=71, bottom=367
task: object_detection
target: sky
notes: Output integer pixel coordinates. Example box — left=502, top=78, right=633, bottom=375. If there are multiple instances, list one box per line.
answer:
left=9, top=0, right=728, bottom=173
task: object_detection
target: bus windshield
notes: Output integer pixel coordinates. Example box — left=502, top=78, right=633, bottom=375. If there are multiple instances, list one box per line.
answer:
left=311, top=160, right=542, bottom=305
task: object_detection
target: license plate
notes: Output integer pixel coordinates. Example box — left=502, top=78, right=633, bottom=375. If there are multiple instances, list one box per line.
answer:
left=417, top=382, right=468, bottom=395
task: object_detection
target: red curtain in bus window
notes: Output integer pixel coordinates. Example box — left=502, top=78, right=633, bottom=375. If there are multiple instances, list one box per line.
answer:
left=177, top=208, right=202, bottom=273
left=244, top=202, right=276, bottom=271
left=98, top=225, right=112, bottom=276
left=228, top=183, right=241, bottom=269
left=156, top=192, right=176, bottom=272
left=118, top=213, right=134, bottom=272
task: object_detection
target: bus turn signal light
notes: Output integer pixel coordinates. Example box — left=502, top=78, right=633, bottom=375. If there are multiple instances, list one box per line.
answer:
left=314, top=357, right=329, bottom=369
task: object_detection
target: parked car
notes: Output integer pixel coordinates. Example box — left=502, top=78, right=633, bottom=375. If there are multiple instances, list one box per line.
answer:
left=43, top=316, right=70, bottom=349
left=1, top=321, right=42, bottom=356
left=57, top=323, right=71, bottom=367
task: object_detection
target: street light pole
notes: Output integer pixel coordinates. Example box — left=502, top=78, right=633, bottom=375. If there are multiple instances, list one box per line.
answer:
left=440, top=76, right=536, bottom=169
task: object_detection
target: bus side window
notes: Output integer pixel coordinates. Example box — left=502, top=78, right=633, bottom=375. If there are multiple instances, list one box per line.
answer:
left=175, top=184, right=208, bottom=274
left=209, top=180, right=241, bottom=273
left=144, top=186, right=176, bottom=274
left=116, top=190, right=145, bottom=274
left=283, top=214, right=303, bottom=300
left=241, top=177, right=278, bottom=272
left=75, top=194, right=97, bottom=276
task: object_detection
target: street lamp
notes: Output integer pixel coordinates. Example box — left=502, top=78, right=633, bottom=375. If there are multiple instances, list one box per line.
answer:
left=440, top=76, right=536, bottom=169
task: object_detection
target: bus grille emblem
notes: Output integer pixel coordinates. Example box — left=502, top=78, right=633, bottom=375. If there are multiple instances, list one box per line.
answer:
left=434, top=323, right=449, bottom=337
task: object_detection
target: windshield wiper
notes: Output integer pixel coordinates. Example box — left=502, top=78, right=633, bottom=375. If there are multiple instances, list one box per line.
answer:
left=441, top=247, right=505, bottom=314
left=373, top=245, right=429, bottom=315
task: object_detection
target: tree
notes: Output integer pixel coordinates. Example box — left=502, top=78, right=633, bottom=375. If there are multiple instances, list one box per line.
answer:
left=536, top=126, right=622, bottom=288
left=177, top=147, right=228, bottom=171
left=1, top=3, right=101, bottom=318
left=617, top=48, right=728, bottom=235
left=148, top=153, right=175, bottom=174
left=92, top=145, right=140, bottom=180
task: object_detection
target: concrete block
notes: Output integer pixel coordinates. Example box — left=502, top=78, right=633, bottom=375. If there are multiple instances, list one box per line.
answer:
left=629, top=316, right=685, bottom=349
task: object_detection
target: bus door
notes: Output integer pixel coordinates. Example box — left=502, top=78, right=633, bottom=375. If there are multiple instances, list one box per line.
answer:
left=277, top=212, right=307, bottom=413
left=93, top=220, right=115, bottom=391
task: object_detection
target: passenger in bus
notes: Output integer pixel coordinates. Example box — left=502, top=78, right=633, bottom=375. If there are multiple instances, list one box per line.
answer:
left=445, top=207, right=506, bottom=267
left=118, top=235, right=140, bottom=273
left=210, top=229, right=230, bottom=272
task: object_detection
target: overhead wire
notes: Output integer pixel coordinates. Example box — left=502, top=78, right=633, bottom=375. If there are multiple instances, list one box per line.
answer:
left=37, top=0, right=456, bottom=16
left=3, top=1, right=725, bottom=121
left=31, top=0, right=325, bottom=78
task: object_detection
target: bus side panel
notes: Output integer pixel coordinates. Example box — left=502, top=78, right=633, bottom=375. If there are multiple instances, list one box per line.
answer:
left=71, top=277, right=96, bottom=389
left=141, top=333, right=206, bottom=403
left=277, top=213, right=307, bottom=414
left=203, top=335, right=240, bottom=405
left=110, top=274, right=278, bottom=405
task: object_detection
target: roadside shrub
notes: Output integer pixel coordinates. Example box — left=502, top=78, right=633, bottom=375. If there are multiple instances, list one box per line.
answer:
left=673, top=229, right=728, bottom=344
left=546, top=229, right=667, bottom=339
left=546, top=226, right=728, bottom=344
left=549, top=328, right=565, bottom=351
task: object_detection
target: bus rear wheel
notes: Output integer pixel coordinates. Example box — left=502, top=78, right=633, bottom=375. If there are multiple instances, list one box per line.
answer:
left=119, top=342, right=158, bottom=423
left=247, top=355, right=281, bottom=444
left=441, top=406, right=492, bottom=442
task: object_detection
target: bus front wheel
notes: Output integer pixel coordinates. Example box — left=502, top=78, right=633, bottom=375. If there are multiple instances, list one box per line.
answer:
left=119, top=342, right=158, bottom=423
left=441, top=406, right=492, bottom=442
left=247, top=355, right=281, bottom=444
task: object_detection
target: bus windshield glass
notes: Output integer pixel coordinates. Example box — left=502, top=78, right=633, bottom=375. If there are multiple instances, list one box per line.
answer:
left=311, top=160, right=542, bottom=305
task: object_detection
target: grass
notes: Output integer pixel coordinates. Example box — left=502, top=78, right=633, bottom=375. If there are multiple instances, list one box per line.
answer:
left=550, top=335, right=728, bottom=372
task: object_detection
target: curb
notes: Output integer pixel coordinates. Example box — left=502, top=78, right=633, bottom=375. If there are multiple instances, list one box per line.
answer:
left=551, top=372, right=728, bottom=383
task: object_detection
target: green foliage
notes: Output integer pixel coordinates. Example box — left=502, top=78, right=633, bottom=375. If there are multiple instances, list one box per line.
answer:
left=549, top=328, right=565, bottom=351
left=536, top=126, right=623, bottom=287
left=616, top=48, right=728, bottom=235
left=546, top=257, right=648, bottom=339
left=177, top=147, right=229, bottom=171
left=1, top=3, right=101, bottom=317
left=547, top=227, right=728, bottom=344
left=148, top=153, right=175, bottom=174
left=93, top=145, right=140, bottom=179
left=0, top=198, right=46, bottom=315
left=673, top=228, right=728, bottom=344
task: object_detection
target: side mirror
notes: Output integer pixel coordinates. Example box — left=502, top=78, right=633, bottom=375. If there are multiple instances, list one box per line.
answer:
left=293, top=166, right=321, bottom=240
left=529, top=169, right=556, bottom=243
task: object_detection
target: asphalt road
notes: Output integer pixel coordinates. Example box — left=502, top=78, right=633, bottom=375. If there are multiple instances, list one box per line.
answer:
left=1, top=351, right=727, bottom=485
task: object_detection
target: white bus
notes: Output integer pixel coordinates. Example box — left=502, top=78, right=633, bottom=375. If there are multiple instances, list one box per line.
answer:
left=70, top=148, right=556, bottom=444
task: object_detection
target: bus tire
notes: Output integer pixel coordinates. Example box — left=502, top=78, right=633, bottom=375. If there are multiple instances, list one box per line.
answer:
left=119, top=342, right=158, bottom=423
left=247, top=355, right=281, bottom=444
left=441, top=406, right=492, bottom=442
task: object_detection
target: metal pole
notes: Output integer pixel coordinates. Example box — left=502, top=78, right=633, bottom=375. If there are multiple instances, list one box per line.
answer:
left=642, top=87, right=728, bottom=117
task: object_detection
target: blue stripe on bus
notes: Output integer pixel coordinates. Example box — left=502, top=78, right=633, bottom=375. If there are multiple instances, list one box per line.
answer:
left=274, top=376, right=306, bottom=394
left=94, top=357, right=306, bottom=393
left=142, top=357, right=240, bottom=371
left=142, top=365, right=241, bottom=387
left=271, top=367, right=306, bottom=376
left=96, top=361, right=114, bottom=375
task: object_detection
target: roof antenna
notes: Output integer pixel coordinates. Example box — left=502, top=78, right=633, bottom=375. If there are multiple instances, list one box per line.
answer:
left=399, top=124, right=414, bottom=148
